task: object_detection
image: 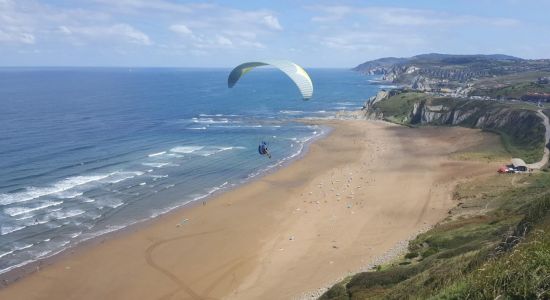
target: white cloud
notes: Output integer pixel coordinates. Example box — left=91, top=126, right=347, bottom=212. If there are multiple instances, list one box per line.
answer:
left=262, top=15, right=283, bottom=30
left=240, top=40, right=265, bottom=49
left=317, top=31, right=424, bottom=51
left=0, top=0, right=152, bottom=47
left=310, top=5, right=520, bottom=28
left=307, top=4, right=523, bottom=59
left=1, top=1, right=282, bottom=53
left=0, top=0, right=36, bottom=45
left=169, top=24, right=193, bottom=35
left=0, top=29, right=35, bottom=44
left=94, top=0, right=195, bottom=14
left=216, top=35, right=232, bottom=46
left=310, top=5, right=353, bottom=22
left=60, top=24, right=151, bottom=45
left=221, top=30, right=257, bottom=39
left=166, top=7, right=282, bottom=52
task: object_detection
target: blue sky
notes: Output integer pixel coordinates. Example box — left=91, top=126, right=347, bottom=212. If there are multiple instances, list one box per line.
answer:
left=1, top=0, right=550, bottom=67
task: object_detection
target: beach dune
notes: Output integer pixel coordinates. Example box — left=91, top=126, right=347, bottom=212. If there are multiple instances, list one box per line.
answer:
left=0, top=120, right=497, bottom=300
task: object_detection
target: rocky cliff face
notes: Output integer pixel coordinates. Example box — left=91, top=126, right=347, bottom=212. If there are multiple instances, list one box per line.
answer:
left=407, top=100, right=540, bottom=131
left=362, top=93, right=546, bottom=163
left=362, top=89, right=401, bottom=119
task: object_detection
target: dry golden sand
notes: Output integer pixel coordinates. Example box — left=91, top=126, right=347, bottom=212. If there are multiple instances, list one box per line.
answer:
left=0, top=120, right=497, bottom=300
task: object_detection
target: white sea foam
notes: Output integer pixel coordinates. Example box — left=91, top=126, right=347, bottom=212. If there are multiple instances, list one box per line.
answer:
left=192, top=117, right=231, bottom=124
left=0, top=174, right=112, bottom=205
left=170, top=146, right=204, bottom=154
left=150, top=175, right=169, bottom=181
left=150, top=206, right=179, bottom=218
left=70, top=232, right=82, bottom=239
left=81, top=197, right=95, bottom=203
left=280, top=110, right=304, bottom=115
left=95, top=198, right=124, bottom=209
left=14, top=214, right=34, bottom=221
left=199, top=114, right=240, bottom=117
left=31, top=240, right=70, bottom=261
left=0, top=251, right=14, bottom=259
left=208, top=181, right=228, bottom=193
left=212, top=124, right=262, bottom=128
left=148, top=151, right=166, bottom=157
left=105, top=171, right=144, bottom=184
left=0, top=259, right=35, bottom=275
left=48, top=209, right=85, bottom=220
left=4, top=200, right=64, bottom=217
left=80, top=223, right=138, bottom=243
left=197, top=146, right=246, bottom=157
left=141, top=162, right=172, bottom=168
left=187, top=126, right=207, bottom=130
left=14, top=243, right=33, bottom=251
left=24, top=218, right=49, bottom=226
left=54, top=190, right=84, bottom=199
left=150, top=181, right=229, bottom=218
left=35, top=250, right=53, bottom=259
left=0, top=225, right=26, bottom=235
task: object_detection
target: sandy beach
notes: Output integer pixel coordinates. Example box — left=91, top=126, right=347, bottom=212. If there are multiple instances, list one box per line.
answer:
left=0, top=120, right=498, bottom=300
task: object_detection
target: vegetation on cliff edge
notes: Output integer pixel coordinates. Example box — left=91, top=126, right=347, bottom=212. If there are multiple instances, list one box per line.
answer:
left=368, top=91, right=546, bottom=163
left=320, top=172, right=550, bottom=300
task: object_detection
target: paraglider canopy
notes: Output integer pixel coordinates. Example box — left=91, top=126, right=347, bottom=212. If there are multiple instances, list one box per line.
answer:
left=228, top=60, right=313, bottom=100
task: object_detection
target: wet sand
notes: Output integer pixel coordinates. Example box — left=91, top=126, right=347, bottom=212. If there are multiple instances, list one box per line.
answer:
left=0, top=120, right=497, bottom=300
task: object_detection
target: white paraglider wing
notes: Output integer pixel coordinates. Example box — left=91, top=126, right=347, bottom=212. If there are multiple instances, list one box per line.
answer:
left=228, top=60, right=313, bottom=100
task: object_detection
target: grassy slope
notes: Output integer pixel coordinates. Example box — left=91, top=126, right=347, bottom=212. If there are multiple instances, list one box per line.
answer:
left=374, top=92, right=427, bottom=124
left=371, top=91, right=545, bottom=163
left=321, top=171, right=550, bottom=300
left=473, top=82, right=550, bottom=99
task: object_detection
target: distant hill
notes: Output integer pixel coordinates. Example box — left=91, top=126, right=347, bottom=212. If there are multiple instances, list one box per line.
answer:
left=354, top=53, right=523, bottom=73
left=354, top=53, right=550, bottom=96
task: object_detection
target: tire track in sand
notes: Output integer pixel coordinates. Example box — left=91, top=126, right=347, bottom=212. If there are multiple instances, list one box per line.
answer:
left=145, top=230, right=223, bottom=300
left=159, top=255, right=253, bottom=300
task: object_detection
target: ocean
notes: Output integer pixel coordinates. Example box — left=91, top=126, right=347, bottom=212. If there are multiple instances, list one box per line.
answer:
left=0, top=67, right=380, bottom=275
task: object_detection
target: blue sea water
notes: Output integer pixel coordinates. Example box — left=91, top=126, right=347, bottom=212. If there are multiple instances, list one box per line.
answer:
left=0, top=67, right=380, bottom=274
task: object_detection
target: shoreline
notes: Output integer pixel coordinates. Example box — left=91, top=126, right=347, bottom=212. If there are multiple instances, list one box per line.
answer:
left=0, top=119, right=498, bottom=299
left=0, top=123, right=332, bottom=286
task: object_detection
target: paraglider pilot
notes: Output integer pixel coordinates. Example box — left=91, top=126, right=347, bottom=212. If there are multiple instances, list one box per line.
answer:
left=258, top=141, right=271, bottom=159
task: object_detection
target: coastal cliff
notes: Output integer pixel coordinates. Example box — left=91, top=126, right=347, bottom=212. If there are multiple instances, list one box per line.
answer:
left=354, top=53, right=550, bottom=96
left=362, top=90, right=546, bottom=163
